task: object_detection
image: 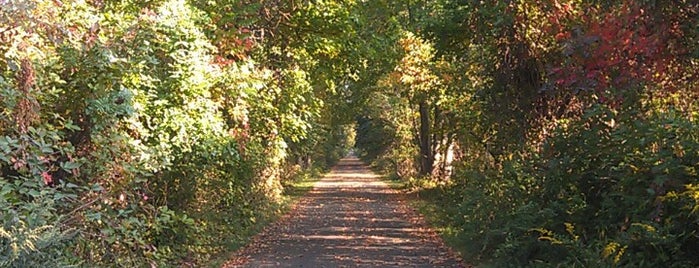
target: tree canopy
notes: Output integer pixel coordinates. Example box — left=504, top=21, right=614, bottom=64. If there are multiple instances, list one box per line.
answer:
left=1, top=0, right=698, bottom=266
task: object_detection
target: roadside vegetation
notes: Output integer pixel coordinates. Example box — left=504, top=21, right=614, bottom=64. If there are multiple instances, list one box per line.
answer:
left=355, top=1, right=699, bottom=267
left=2, top=0, right=697, bottom=267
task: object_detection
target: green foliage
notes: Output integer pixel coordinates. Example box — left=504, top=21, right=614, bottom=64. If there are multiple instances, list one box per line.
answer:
left=428, top=100, right=699, bottom=267
left=2, top=0, right=695, bottom=266
left=354, top=0, right=699, bottom=267
left=0, top=177, right=75, bottom=267
left=1, top=0, right=357, bottom=266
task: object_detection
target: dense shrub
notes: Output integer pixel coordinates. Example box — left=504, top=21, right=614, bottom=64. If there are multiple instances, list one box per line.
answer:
left=354, top=1, right=699, bottom=267
left=1, top=0, right=354, bottom=266
left=438, top=99, right=699, bottom=267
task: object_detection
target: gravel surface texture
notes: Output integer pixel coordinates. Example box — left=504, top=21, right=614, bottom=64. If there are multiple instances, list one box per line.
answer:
left=223, top=158, right=464, bottom=267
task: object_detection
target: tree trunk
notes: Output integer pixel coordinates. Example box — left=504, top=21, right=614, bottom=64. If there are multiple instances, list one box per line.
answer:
left=418, top=100, right=433, bottom=176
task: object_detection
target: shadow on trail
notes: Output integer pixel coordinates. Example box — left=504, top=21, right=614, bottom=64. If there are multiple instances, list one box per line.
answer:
left=226, top=158, right=462, bottom=267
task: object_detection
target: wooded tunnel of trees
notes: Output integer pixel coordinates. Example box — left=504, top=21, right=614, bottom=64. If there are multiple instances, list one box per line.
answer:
left=1, top=0, right=698, bottom=267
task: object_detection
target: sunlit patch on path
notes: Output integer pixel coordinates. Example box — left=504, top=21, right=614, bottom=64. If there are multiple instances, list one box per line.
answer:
left=223, top=158, right=464, bottom=267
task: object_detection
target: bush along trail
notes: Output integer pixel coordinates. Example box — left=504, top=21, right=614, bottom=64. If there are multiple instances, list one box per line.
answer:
left=1, top=0, right=698, bottom=267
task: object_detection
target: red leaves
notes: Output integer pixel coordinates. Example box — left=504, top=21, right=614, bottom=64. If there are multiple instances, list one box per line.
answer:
left=41, top=172, right=53, bottom=185
left=548, top=0, right=686, bottom=98
left=555, top=31, right=570, bottom=41
left=213, top=55, right=235, bottom=66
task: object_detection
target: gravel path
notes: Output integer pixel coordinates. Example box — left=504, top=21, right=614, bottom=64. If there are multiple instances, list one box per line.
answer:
left=223, top=158, right=464, bottom=267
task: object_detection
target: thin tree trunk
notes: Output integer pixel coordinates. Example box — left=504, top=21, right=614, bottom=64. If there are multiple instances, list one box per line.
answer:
left=418, top=100, right=432, bottom=176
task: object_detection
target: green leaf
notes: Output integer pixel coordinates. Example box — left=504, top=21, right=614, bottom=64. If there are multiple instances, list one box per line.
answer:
left=86, top=212, right=102, bottom=222
left=28, top=189, right=41, bottom=197
left=0, top=183, right=13, bottom=196
left=41, top=146, right=54, bottom=154
left=61, top=161, right=81, bottom=170
left=64, top=121, right=81, bottom=131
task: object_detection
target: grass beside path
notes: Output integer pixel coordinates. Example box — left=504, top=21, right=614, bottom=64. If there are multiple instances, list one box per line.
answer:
left=411, top=188, right=472, bottom=264
left=282, top=167, right=326, bottom=201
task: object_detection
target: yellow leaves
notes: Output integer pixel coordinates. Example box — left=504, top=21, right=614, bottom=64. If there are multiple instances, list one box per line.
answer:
left=531, top=228, right=563, bottom=245
left=0, top=222, right=59, bottom=266
left=630, top=223, right=656, bottom=233
left=661, top=184, right=699, bottom=215
left=537, top=235, right=563, bottom=245
left=680, top=184, right=699, bottom=214
left=564, top=222, right=579, bottom=241
left=315, top=38, right=341, bottom=58
left=532, top=223, right=579, bottom=247
left=672, top=143, right=685, bottom=158
left=691, top=184, right=699, bottom=201
left=602, top=243, right=617, bottom=259
left=391, top=31, right=440, bottom=96
left=602, top=242, right=627, bottom=264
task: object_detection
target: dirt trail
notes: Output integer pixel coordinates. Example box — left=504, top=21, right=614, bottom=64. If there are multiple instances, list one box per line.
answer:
left=223, top=158, right=464, bottom=267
